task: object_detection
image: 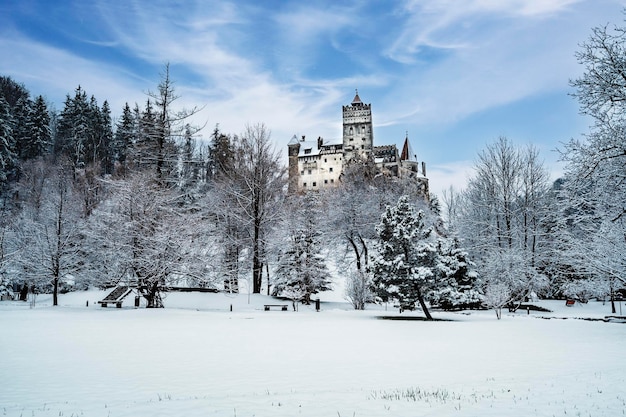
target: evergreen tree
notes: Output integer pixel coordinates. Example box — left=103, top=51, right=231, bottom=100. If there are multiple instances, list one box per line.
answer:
left=26, top=95, right=52, bottom=160
left=0, top=76, right=29, bottom=108
left=12, top=95, right=33, bottom=160
left=98, top=100, right=114, bottom=174
left=112, top=102, right=135, bottom=173
left=274, top=195, right=331, bottom=304
left=56, top=86, right=90, bottom=168
left=207, top=125, right=234, bottom=181
left=427, top=237, right=482, bottom=310
left=371, top=195, right=437, bottom=319
left=0, top=96, right=17, bottom=187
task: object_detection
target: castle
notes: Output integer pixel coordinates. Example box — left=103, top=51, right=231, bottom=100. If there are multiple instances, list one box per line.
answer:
left=287, top=91, right=429, bottom=195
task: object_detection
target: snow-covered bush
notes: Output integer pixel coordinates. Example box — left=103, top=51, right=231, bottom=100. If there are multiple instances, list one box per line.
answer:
left=345, top=269, right=374, bottom=310
left=0, top=275, right=13, bottom=299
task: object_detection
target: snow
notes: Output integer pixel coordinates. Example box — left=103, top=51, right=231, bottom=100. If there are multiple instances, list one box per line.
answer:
left=1, top=292, right=625, bottom=417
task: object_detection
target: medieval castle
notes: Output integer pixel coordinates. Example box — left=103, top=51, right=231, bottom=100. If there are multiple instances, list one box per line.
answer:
left=287, top=91, right=429, bottom=194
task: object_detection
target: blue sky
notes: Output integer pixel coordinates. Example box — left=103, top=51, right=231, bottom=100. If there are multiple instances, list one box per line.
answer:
left=0, top=0, right=622, bottom=195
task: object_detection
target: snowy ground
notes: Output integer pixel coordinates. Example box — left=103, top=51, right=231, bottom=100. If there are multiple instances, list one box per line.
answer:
left=1, top=291, right=625, bottom=417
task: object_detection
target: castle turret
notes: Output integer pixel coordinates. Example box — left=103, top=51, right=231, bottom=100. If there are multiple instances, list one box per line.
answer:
left=342, top=89, right=373, bottom=162
left=287, top=135, right=301, bottom=194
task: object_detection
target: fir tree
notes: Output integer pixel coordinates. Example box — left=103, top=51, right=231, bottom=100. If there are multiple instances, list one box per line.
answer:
left=0, top=96, right=17, bottom=187
left=98, top=100, right=114, bottom=174
left=112, top=102, right=135, bottom=172
left=12, top=95, right=33, bottom=160
left=371, top=195, right=437, bottom=319
left=274, top=195, right=331, bottom=304
left=26, top=95, right=52, bottom=160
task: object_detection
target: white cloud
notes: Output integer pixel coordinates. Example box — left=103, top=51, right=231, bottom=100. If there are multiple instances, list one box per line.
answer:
left=426, top=160, right=474, bottom=197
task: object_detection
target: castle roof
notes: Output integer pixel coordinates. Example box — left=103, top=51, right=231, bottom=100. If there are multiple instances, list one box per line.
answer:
left=297, top=137, right=343, bottom=157
left=352, top=89, right=362, bottom=105
left=288, top=134, right=299, bottom=145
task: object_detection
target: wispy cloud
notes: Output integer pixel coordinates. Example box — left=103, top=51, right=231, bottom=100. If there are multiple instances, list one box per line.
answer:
left=0, top=0, right=622, bottom=181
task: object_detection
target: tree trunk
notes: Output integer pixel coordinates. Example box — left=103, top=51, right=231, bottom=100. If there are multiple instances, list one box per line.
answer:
left=52, top=277, right=58, bottom=306
left=416, top=287, right=433, bottom=320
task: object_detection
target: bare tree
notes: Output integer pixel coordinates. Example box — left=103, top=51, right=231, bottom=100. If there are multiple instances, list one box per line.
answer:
left=214, top=124, right=286, bottom=293
left=459, top=138, right=551, bottom=306
left=15, top=160, right=84, bottom=305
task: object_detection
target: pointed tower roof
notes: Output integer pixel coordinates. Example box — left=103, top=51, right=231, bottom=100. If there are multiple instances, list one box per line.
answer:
left=288, top=134, right=299, bottom=145
left=351, top=89, right=362, bottom=105
left=400, top=132, right=413, bottom=161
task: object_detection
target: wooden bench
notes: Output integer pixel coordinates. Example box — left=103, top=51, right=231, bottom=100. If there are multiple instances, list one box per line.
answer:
left=264, top=304, right=288, bottom=311
left=98, top=301, right=123, bottom=308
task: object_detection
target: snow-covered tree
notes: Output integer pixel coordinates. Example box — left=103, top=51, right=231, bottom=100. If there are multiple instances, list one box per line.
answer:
left=345, top=268, right=373, bottom=310
left=218, top=123, right=286, bottom=294
left=112, top=102, right=135, bottom=173
left=560, top=15, right=626, bottom=310
left=25, top=95, right=52, bottom=160
left=457, top=137, right=551, bottom=307
left=428, top=237, right=482, bottom=310
left=0, top=96, right=17, bottom=188
left=483, top=281, right=511, bottom=320
left=371, top=195, right=437, bottom=319
left=14, top=160, right=85, bottom=305
left=274, top=194, right=331, bottom=304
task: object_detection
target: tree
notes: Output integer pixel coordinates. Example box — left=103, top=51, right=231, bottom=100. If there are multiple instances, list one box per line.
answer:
left=427, top=237, right=481, bottom=310
left=371, top=195, right=437, bottom=320
left=560, top=14, right=626, bottom=306
left=207, top=125, right=235, bottom=181
left=458, top=137, right=551, bottom=307
left=14, top=160, right=84, bottom=306
left=0, top=96, right=17, bottom=188
left=219, top=123, right=286, bottom=293
left=273, top=194, right=331, bottom=304
left=112, top=102, right=135, bottom=174
left=24, top=96, right=52, bottom=160
left=55, top=86, right=91, bottom=168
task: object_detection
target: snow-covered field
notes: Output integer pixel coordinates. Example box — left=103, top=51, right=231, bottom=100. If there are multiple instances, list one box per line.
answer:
left=1, top=291, right=625, bottom=417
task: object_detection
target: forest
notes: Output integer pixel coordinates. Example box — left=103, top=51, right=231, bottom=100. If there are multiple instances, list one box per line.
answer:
left=1, top=19, right=625, bottom=318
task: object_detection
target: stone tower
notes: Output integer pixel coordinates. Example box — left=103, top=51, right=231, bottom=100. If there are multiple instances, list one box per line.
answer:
left=287, top=134, right=301, bottom=194
left=342, top=90, right=373, bottom=162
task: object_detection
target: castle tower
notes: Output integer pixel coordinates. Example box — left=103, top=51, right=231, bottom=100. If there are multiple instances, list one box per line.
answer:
left=342, top=90, right=373, bottom=162
left=287, top=134, right=301, bottom=194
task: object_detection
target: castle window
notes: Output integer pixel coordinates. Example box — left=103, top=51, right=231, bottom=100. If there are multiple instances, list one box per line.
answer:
left=303, top=182, right=307, bottom=187
left=349, top=127, right=353, bottom=134
left=329, top=167, right=333, bottom=172
left=308, top=169, right=312, bottom=175
left=324, top=158, right=327, bottom=163
left=304, top=148, right=311, bottom=154
left=312, top=182, right=317, bottom=187
left=324, top=179, right=328, bottom=184
left=331, top=179, right=334, bottom=183
left=300, top=170, right=304, bottom=175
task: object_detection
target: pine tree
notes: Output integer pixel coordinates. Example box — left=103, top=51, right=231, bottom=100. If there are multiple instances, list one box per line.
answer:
left=56, top=86, right=90, bottom=168
left=98, top=100, right=114, bottom=174
left=12, top=96, right=33, bottom=160
left=274, top=195, right=331, bottom=304
left=208, top=125, right=234, bottom=181
left=371, top=195, right=437, bottom=319
left=112, top=102, right=135, bottom=173
left=26, top=96, right=52, bottom=160
left=427, top=237, right=482, bottom=310
left=0, top=96, right=17, bottom=187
